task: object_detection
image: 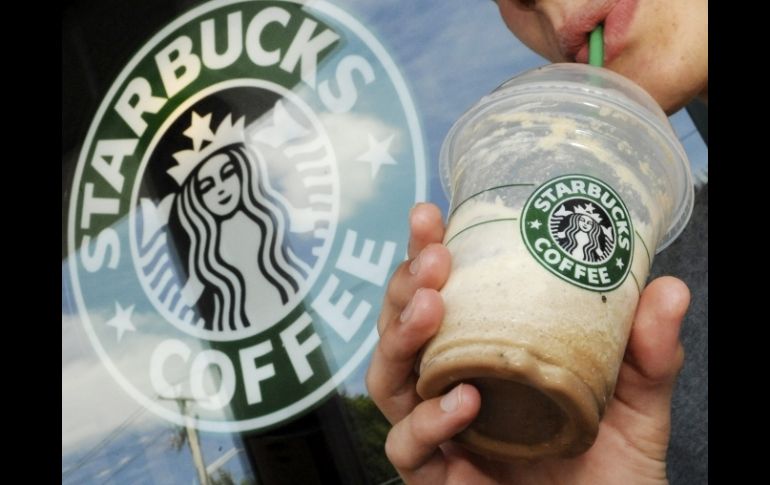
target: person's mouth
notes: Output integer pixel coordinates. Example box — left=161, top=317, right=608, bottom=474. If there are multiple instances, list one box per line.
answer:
left=219, top=194, right=232, bottom=205
left=557, top=0, right=638, bottom=65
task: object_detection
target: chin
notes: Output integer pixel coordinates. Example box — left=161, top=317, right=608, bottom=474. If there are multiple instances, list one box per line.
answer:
left=636, top=81, right=687, bottom=115
left=643, top=78, right=707, bottom=115
left=605, top=60, right=706, bottom=115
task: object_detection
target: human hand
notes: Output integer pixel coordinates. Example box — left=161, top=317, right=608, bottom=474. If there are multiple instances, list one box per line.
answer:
left=366, top=202, right=690, bottom=484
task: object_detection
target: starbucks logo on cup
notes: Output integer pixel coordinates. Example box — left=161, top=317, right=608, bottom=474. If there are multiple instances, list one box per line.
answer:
left=521, top=174, right=633, bottom=291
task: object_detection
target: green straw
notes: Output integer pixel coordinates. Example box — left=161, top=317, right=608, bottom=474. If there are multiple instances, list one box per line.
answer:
left=588, top=25, right=604, bottom=67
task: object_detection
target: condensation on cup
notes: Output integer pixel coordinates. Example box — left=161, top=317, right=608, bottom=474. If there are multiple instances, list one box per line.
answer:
left=416, top=63, right=694, bottom=461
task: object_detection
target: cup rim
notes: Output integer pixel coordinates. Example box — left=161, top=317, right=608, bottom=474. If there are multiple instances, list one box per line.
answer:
left=439, top=63, right=694, bottom=252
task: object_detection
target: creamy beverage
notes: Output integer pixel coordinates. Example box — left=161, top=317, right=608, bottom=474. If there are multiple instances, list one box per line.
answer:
left=416, top=64, right=694, bottom=461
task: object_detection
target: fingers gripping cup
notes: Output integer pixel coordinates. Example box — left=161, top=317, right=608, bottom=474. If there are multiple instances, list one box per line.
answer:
left=415, top=64, right=694, bottom=461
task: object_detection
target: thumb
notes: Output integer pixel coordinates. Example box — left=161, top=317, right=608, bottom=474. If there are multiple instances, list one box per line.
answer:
left=622, top=276, right=689, bottom=396
left=606, top=276, right=689, bottom=449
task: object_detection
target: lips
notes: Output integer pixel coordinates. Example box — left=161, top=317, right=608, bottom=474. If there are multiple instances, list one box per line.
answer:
left=557, top=0, right=638, bottom=65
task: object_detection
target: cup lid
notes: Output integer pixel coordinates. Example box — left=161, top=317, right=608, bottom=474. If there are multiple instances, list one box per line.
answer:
left=439, top=63, right=694, bottom=252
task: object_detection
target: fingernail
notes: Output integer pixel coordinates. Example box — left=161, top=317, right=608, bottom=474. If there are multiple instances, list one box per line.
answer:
left=440, top=384, right=463, bottom=413
left=409, top=252, right=421, bottom=275
left=400, top=289, right=421, bottom=323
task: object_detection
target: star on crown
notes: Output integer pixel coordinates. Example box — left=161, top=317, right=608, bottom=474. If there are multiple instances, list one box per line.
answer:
left=168, top=112, right=246, bottom=185
left=573, top=203, right=603, bottom=223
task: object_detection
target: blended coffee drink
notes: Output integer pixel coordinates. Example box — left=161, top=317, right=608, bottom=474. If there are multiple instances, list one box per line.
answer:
left=415, top=64, right=693, bottom=461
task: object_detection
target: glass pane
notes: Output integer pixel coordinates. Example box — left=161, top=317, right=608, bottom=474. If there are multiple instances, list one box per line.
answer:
left=63, top=1, right=707, bottom=483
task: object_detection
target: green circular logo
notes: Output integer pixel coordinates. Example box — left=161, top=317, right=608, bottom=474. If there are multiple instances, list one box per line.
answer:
left=67, top=0, right=426, bottom=433
left=520, top=174, right=633, bottom=291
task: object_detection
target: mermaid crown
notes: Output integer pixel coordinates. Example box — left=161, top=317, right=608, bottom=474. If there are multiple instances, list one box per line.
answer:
left=168, top=112, right=246, bottom=185
left=573, top=203, right=603, bottom=223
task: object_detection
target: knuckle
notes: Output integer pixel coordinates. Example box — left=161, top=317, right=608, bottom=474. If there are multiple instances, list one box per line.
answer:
left=384, top=428, right=407, bottom=468
left=376, top=308, right=392, bottom=336
left=385, top=261, right=412, bottom=299
left=365, top=359, right=386, bottom=404
left=364, top=366, right=377, bottom=397
left=408, top=410, right=429, bottom=441
left=380, top=344, right=403, bottom=366
left=381, top=319, right=422, bottom=369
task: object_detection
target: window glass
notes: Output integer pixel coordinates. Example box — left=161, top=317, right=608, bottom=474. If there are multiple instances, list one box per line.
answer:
left=62, top=2, right=707, bottom=483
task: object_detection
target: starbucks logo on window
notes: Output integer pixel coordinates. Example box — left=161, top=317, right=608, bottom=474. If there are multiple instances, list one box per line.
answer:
left=67, top=0, right=426, bottom=433
left=521, top=174, right=633, bottom=291
left=133, top=87, right=338, bottom=342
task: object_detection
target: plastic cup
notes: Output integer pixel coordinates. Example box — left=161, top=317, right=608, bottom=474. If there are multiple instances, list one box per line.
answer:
left=415, top=63, right=694, bottom=461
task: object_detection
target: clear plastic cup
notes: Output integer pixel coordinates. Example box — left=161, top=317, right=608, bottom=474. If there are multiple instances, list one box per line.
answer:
left=416, top=63, right=694, bottom=461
